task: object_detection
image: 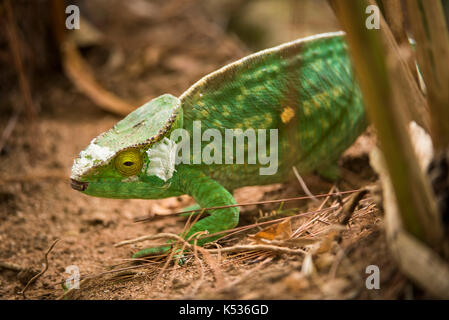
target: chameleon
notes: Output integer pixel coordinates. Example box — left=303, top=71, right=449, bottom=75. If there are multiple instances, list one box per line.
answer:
left=70, top=31, right=367, bottom=257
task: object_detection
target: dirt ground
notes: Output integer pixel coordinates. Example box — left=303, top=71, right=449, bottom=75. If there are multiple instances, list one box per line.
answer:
left=0, top=0, right=417, bottom=300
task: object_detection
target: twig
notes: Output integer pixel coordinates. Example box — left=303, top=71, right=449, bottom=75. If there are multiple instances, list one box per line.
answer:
left=134, top=189, right=362, bottom=222
left=20, top=239, right=59, bottom=299
left=115, top=232, right=306, bottom=256
left=339, top=188, right=368, bottom=225
left=206, top=244, right=307, bottom=256
left=318, top=185, right=336, bottom=211
left=292, top=166, right=319, bottom=202
left=205, top=205, right=339, bottom=243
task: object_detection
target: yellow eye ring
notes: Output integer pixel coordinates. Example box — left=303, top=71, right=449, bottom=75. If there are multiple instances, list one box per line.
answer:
left=114, top=149, right=143, bottom=176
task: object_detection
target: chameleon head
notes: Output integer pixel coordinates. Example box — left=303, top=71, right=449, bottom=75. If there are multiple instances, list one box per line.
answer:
left=70, top=94, right=183, bottom=199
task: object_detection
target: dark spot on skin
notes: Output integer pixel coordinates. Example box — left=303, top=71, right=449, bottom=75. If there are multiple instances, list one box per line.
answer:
left=132, top=120, right=145, bottom=128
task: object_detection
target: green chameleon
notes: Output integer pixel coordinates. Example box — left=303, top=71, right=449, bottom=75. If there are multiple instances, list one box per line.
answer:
left=70, top=32, right=366, bottom=257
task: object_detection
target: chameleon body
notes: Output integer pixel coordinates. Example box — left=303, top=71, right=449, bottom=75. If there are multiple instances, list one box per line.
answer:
left=70, top=32, right=366, bottom=255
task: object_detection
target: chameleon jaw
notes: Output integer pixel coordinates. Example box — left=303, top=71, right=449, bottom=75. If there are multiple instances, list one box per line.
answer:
left=70, top=179, right=89, bottom=191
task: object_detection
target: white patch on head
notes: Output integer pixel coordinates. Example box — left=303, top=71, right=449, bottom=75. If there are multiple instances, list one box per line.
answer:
left=145, top=137, right=178, bottom=182
left=71, top=139, right=115, bottom=180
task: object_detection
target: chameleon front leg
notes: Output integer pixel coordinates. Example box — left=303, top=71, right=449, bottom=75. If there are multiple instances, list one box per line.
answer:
left=133, top=168, right=239, bottom=258
left=178, top=168, right=239, bottom=246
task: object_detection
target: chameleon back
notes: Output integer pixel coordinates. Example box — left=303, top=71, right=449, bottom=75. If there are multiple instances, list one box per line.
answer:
left=179, top=32, right=366, bottom=190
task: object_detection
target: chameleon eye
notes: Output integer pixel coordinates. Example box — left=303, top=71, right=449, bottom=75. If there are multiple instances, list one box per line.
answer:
left=114, top=149, right=143, bottom=176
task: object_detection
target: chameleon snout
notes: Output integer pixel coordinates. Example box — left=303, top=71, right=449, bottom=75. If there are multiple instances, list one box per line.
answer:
left=70, top=179, right=89, bottom=191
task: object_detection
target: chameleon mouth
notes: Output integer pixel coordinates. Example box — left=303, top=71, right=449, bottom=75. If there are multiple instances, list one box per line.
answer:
left=70, top=179, right=89, bottom=191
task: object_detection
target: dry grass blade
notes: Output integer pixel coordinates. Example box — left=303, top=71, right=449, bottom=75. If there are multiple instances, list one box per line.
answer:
left=292, top=166, right=319, bottom=202
left=206, top=244, right=306, bottom=256
left=339, top=188, right=369, bottom=225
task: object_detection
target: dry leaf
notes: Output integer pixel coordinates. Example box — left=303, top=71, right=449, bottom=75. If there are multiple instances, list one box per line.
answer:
left=252, top=219, right=292, bottom=241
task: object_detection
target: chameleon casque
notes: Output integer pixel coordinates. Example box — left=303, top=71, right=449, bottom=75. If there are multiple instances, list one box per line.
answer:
left=70, top=32, right=367, bottom=257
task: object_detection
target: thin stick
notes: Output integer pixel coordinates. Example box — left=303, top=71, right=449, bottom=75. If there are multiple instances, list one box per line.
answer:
left=292, top=166, right=319, bottom=202
left=115, top=232, right=306, bottom=256
left=134, top=189, right=361, bottom=222
left=206, top=244, right=306, bottom=256
left=318, top=185, right=336, bottom=211
left=20, top=239, right=59, bottom=299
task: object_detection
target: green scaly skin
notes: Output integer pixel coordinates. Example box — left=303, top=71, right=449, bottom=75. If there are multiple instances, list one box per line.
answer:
left=70, top=32, right=367, bottom=258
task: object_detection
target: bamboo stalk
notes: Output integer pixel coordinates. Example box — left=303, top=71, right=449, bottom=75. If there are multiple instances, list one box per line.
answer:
left=368, top=0, right=430, bottom=132
left=329, top=0, right=443, bottom=247
left=380, top=0, right=420, bottom=84
left=371, top=147, right=449, bottom=299
left=406, top=0, right=449, bottom=151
